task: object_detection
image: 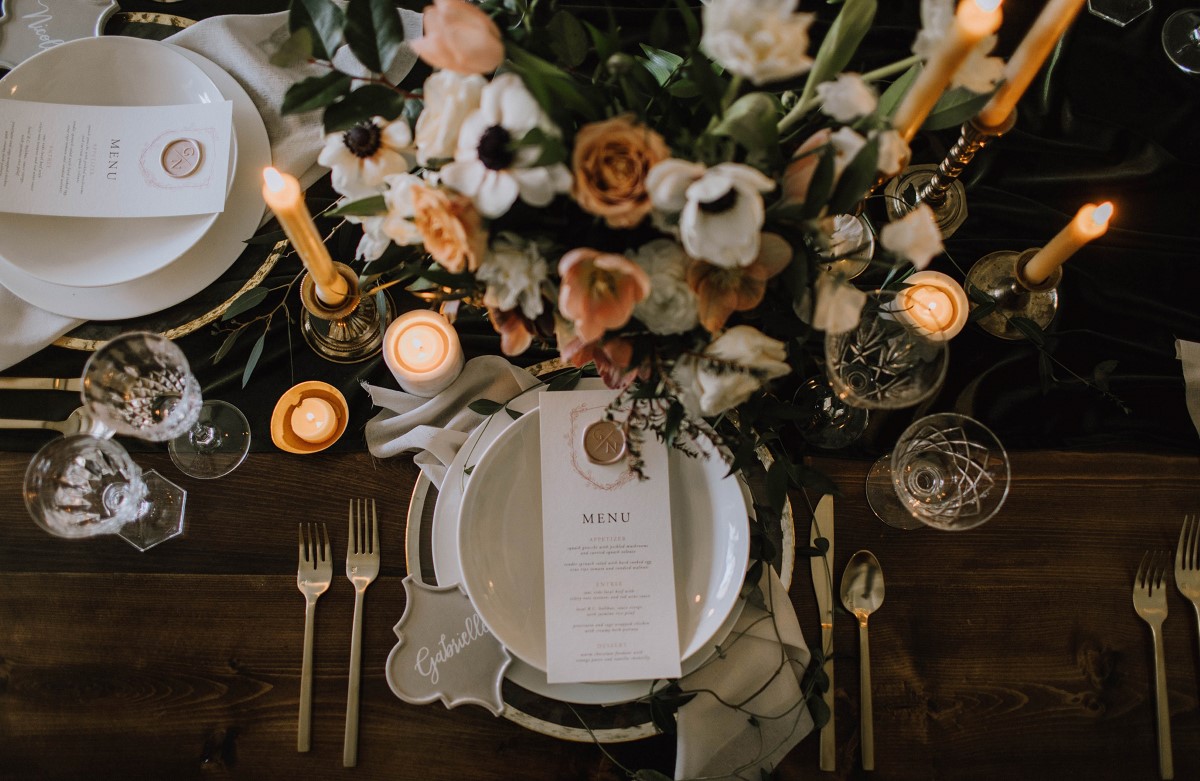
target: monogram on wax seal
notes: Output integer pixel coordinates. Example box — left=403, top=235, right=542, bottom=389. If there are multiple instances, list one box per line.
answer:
left=582, top=418, right=626, bottom=465
left=160, top=138, right=203, bottom=178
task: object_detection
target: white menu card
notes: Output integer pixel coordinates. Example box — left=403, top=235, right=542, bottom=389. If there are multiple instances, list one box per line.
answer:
left=539, top=389, right=681, bottom=684
left=0, top=99, right=233, bottom=218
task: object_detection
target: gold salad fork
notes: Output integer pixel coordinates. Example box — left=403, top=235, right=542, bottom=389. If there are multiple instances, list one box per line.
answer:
left=1133, top=551, right=1174, bottom=780
left=343, top=498, right=380, bottom=768
left=296, top=523, right=331, bottom=753
left=1175, top=515, right=1200, bottom=652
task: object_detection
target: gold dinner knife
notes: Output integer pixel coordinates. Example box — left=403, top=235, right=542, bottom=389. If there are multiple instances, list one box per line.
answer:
left=0, top=377, right=81, bottom=392
left=810, top=494, right=835, bottom=771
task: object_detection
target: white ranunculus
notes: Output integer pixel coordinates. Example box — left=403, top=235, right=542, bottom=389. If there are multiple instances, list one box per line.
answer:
left=828, top=126, right=868, bottom=178
left=817, top=73, right=877, bottom=122
left=812, top=271, right=868, bottom=334
left=701, top=0, right=815, bottom=85
left=880, top=203, right=944, bottom=269
left=674, top=163, right=775, bottom=269
left=439, top=73, right=571, bottom=218
left=630, top=239, right=699, bottom=335
left=692, top=326, right=791, bottom=416
left=476, top=232, right=549, bottom=320
left=873, top=129, right=910, bottom=176
left=415, top=70, right=486, bottom=166
left=318, top=116, right=416, bottom=200
left=913, top=0, right=1004, bottom=93
left=379, top=172, right=424, bottom=245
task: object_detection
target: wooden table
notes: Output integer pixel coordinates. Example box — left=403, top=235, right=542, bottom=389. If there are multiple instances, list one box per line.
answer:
left=1, top=448, right=1198, bottom=780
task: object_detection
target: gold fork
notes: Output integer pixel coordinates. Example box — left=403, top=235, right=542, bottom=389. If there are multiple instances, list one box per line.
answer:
left=343, top=498, right=380, bottom=768
left=1175, top=515, right=1200, bottom=652
left=1133, top=550, right=1174, bottom=780
left=296, top=523, right=331, bottom=753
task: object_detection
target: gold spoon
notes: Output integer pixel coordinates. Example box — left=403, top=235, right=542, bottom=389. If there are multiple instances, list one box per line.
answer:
left=840, top=550, right=885, bottom=771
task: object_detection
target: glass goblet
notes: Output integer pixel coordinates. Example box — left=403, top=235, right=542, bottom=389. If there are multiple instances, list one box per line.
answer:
left=865, top=413, right=1010, bottom=531
left=1163, top=9, right=1200, bottom=74
left=24, top=435, right=187, bottom=551
left=824, top=291, right=950, bottom=410
left=793, top=375, right=870, bottom=449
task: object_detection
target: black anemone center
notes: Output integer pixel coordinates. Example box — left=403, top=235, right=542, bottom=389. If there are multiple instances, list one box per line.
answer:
left=477, top=125, right=515, bottom=171
left=343, top=123, right=382, bottom=159
left=698, top=187, right=739, bottom=215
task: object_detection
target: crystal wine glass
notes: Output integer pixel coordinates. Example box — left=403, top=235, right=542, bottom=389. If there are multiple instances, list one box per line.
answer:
left=24, top=434, right=187, bottom=551
left=793, top=375, right=870, bottom=449
left=1087, top=0, right=1152, bottom=28
left=81, top=331, right=250, bottom=479
left=1163, top=9, right=1200, bottom=74
left=865, top=413, right=1010, bottom=531
left=824, top=290, right=950, bottom=410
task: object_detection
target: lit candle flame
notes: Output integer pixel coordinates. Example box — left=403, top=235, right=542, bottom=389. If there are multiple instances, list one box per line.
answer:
left=263, top=166, right=286, bottom=193
left=1093, top=201, right=1114, bottom=227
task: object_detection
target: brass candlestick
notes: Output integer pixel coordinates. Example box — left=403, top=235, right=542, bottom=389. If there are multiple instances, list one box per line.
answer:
left=884, top=111, right=1017, bottom=237
left=964, top=247, right=1062, bottom=340
left=299, top=263, right=395, bottom=363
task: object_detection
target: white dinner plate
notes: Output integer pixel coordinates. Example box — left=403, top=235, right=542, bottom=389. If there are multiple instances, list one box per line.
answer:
left=432, top=380, right=750, bottom=705
left=0, top=43, right=269, bottom=319
left=457, top=396, right=749, bottom=677
left=0, top=37, right=229, bottom=288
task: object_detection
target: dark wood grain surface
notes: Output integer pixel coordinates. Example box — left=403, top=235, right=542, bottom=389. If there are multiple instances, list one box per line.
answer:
left=2, top=448, right=1199, bottom=780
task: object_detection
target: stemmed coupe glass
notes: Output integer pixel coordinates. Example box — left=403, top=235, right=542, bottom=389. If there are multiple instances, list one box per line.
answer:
left=865, top=412, right=1011, bottom=531
left=1163, top=9, right=1200, bottom=74
left=81, top=331, right=250, bottom=479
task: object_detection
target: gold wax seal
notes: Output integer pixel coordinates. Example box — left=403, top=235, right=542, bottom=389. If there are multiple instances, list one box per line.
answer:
left=583, top=419, right=626, bottom=465
left=161, top=138, right=203, bottom=178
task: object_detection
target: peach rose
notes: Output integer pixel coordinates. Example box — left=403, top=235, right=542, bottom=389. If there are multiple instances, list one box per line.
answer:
left=558, top=248, right=651, bottom=344
left=410, top=0, right=505, bottom=76
left=411, top=183, right=486, bottom=274
left=572, top=116, right=669, bottom=229
left=687, top=232, right=792, bottom=333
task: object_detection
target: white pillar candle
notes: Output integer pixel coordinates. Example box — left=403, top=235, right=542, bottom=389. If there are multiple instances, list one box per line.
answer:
left=290, top=396, right=338, bottom=444
left=383, top=310, right=465, bottom=397
left=261, top=167, right=349, bottom=307
left=892, top=0, right=1005, bottom=142
left=895, top=270, right=970, bottom=341
left=1023, top=201, right=1113, bottom=285
left=977, top=0, right=1087, bottom=128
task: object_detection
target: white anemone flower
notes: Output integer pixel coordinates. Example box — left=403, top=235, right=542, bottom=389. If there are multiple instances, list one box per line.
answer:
left=648, top=160, right=775, bottom=269
left=476, top=232, right=549, bottom=320
left=913, top=0, right=1004, bottom=93
left=880, top=203, right=944, bottom=269
left=701, top=0, right=815, bottom=85
left=318, top=116, right=416, bottom=200
left=817, top=73, right=877, bottom=122
left=439, top=73, right=572, bottom=218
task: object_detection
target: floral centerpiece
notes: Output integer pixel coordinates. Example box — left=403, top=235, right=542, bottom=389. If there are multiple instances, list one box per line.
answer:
left=270, top=0, right=1001, bottom=486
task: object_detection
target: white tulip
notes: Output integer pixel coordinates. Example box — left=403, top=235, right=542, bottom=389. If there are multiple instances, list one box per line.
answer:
left=701, top=0, right=815, bottom=85
left=817, top=74, right=878, bottom=122
left=880, top=203, right=944, bottom=269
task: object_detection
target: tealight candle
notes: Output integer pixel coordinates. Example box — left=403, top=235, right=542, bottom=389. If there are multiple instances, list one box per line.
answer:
left=976, top=0, right=1087, bottom=128
left=383, top=310, right=465, bottom=397
left=290, top=396, right=337, bottom=444
left=892, top=0, right=1004, bottom=142
left=895, top=270, right=970, bottom=341
left=1023, top=201, right=1114, bottom=285
left=261, top=167, right=349, bottom=307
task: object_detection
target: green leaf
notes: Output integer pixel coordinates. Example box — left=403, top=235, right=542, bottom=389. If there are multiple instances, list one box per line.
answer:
left=633, top=768, right=674, bottom=781
left=345, top=0, right=404, bottom=74
left=504, top=406, right=523, bottom=421
left=877, top=63, right=920, bottom=119
left=790, top=463, right=840, bottom=496
left=766, top=459, right=789, bottom=516
left=290, top=0, right=345, bottom=61
left=672, top=0, right=701, bottom=46
left=666, top=79, right=700, bottom=99
left=222, top=286, right=270, bottom=321
left=582, top=20, right=618, bottom=66
left=966, top=283, right=996, bottom=306
left=711, top=92, right=780, bottom=154
left=505, top=43, right=601, bottom=122
left=212, top=325, right=248, bottom=364
left=807, top=691, right=831, bottom=730
left=468, top=399, right=504, bottom=415
left=798, top=0, right=877, bottom=107
left=812, top=536, right=830, bottom=555
left=1093, top=359, right=1119, bottom=392
left=826, top=135, right=879, bottom=215
left=801, top=147, right=836, bottom=219
left=323, top=85, right=407, bottom=133
left=546, top=369, right=583, bottom=392
left=245, top=229, right=287, bottom=246
left=923, top=86, right=995, bottom=131
left=547, top=10, right=588, bottom=69
left=969, top=299, right=997, bottom=321
left=282, top=71, right=353, bottom=116
left=463, top=464, right=475, bottom=476
left=269, top=27, right=314, bottom=68
left=327, top=194, right=387, bottom=217
left=242, top=331, right=267, bottom=389
left=1010, top=316, right=1046, bottom=345
left=639, top=44, right=684, bottom=86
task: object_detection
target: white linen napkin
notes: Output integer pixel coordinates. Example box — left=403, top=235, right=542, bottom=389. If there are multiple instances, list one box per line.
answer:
left=0, top=10, right=422, bottom=371
left=1176, top=338, right=1200, bottom=441
left=363, top=356, right=814, bottom=779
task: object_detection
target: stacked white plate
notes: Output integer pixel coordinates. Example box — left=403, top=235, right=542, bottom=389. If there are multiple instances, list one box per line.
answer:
left=0, top=37, right=270, bottom=319
left=414, top=379, right=751, bottom=706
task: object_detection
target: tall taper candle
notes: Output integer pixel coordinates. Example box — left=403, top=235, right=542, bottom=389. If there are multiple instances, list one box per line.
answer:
left=892, top=0, right=1004, bottom=142
left=1023, top=202, right=1113, bottom=285
left=262, top=167, right=349, bottom=306
left=977, top=0, right=1087, bottom=128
